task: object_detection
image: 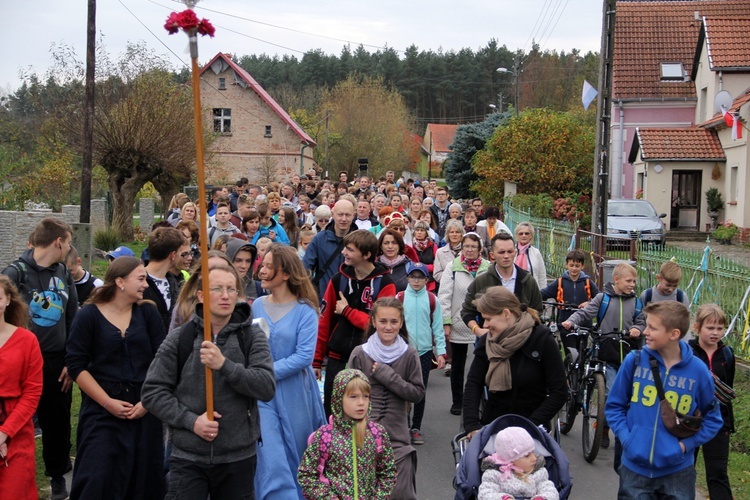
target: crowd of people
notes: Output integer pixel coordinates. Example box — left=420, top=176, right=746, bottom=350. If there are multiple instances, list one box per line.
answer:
left=0, top=170, right=737, bottom=499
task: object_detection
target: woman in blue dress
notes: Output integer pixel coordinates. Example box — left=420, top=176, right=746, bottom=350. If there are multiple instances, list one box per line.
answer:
left=66, top=257, right=166, bottom=499
left=252, top=244, right=326, bottom=499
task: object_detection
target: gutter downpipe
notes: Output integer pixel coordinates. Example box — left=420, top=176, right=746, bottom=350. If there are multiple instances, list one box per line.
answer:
left=300, top=143, right=308, bottom=175
left=613, top=100, right=624, bottom=199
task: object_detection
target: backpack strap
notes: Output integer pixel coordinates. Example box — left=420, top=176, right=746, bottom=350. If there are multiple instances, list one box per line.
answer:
left=310, top=422, right=334, bottom=481
left=7, top=260, right=28, bottom=288
left=208, top=227, right=217, bottom=243
left=596, top=294, right=611, bottom=325
left=634, top=297, right=643, bottom=319
left=367, top=420, right=384, bottom=453
left=175, top=321, right=198, bottom=386
left=396, top=290, right=435, bottom=323
left=644, top=287, right=653, bottom=305
left=585, top=278, right=592, bottom=301
left=676, top=289, right=684, bottom=303
left=556, top=277, right=564, bottom=304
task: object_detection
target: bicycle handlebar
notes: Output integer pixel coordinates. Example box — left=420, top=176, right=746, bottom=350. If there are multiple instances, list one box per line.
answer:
left=544, top=301, right=580, bottom=310
left=569, top=326, right=630, bottom=339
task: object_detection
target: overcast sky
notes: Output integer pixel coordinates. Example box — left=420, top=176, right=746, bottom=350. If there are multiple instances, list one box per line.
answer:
left=3, top=0, right=603, bottom=92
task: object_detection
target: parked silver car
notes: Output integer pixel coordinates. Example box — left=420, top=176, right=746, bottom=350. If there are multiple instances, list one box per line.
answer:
left=607, top=199, right=666, bottom=245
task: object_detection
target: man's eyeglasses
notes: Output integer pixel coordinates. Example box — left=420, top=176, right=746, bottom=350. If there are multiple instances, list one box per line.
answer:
left=516, top=232, right=531, bottom=236
left=180, top=252, right=193, bottom=259
left=209, top=287, right=239, bottom=296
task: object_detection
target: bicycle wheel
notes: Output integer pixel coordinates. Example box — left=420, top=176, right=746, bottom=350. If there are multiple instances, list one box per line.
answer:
left=582, top=371, right=606, bottom=462
left=559, top=369, right=579, bottom=435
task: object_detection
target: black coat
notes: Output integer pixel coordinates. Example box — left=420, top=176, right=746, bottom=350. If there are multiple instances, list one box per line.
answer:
left=462, top=324, right=567, bottom=433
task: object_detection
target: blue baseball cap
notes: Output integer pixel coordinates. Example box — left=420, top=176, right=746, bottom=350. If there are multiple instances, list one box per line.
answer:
left=106, top=246, right=135, bottom=260
left=406, top=261, right=430, bottom=277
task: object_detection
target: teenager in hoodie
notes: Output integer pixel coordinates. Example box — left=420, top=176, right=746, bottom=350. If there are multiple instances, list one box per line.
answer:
left=314, top=230, right=396, bottom=417
left=298, top=369, right=396, bottom=500
left=605, top=301, right=722, bottom=498
left=2, top=218, right=78, bottom=499
left=224, top=238, right=261, bottom=303
left=562, top=262, right=642, bottom=450
left=141, top=265, right=275, bottom=499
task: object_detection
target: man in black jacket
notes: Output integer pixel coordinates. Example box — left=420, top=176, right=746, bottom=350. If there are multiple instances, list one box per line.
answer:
left=143, top=227, right=186, bottom=334
left=461, top=233, right=543, bottom=338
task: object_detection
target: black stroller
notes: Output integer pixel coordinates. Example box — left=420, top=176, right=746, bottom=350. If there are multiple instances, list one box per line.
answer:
left=453, top=414, right=573, bottom=500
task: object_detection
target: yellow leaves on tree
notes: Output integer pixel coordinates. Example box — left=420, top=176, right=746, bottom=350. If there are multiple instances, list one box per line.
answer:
left=472, top=108, right=594, bottom=207
left=321, top=75, right=418, bottom=178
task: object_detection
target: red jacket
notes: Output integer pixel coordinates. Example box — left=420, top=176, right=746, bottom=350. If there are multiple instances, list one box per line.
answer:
left=315, top=263, right=396, bottom=367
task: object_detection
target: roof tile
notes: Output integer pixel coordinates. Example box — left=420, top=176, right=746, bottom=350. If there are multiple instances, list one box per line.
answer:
left=426, top=124, right=459, bottom=152
left=635, top=127, right=725, bottom=160
left=614, top=1, right=750, bottom=99
left=704, top=16, right=750, bottom=69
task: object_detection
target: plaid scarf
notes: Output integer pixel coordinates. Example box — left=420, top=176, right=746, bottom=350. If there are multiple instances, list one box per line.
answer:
left=461, top=255, right=483, bottom=277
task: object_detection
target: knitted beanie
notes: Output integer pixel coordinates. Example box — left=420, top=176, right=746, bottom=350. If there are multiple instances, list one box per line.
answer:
left=493, top=427, right=535, bottom=463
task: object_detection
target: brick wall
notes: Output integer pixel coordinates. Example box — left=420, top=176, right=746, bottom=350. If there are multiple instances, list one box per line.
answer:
left=201, top=68, right=315, bottom=183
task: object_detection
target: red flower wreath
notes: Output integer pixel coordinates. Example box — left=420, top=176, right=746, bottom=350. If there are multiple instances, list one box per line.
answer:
left=164, top=9, right=215, bottom=37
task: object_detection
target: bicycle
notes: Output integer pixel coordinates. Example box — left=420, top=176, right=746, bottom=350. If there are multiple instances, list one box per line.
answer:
left=541, top=301, right=580, bottom=364
left=558, top=326, right=630, bottom=462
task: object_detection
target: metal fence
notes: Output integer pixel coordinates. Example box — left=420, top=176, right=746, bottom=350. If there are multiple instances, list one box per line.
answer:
left=504, top=201, right=750, bottom=356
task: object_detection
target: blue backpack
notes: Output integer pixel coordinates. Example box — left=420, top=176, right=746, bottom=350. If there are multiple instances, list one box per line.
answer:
left=596, top=294, right=643, bottom=326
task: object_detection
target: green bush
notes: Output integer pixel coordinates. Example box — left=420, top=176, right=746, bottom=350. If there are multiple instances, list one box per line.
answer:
left=93, top=227, right=121, bottom=251
left=506, top=193, right=555, bottom=218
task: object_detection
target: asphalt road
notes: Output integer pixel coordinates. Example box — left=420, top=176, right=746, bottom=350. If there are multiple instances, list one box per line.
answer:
left=414, top=353, right=705, bottom=499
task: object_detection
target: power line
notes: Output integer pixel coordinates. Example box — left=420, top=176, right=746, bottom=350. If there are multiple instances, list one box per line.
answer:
left=118, top=0, right=189, bottom=68
left=152, top=0, right=403, bottom=53
left=523, top=0, right=554, bottom=53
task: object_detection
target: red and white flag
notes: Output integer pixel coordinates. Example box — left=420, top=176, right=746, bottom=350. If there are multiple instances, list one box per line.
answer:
left=721, top=106, right=743, bottom=140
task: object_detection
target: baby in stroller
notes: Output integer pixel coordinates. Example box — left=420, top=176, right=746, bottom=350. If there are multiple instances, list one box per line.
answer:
left=454, top=414, right=572, bottom=500
left=478, top=426, right=558, bottom=500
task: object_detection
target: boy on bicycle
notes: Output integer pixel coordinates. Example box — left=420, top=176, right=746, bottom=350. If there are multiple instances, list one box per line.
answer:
left=561, top=262, right=641, bottom=449
left=540, top=249, right=600, bottom=350
left=605, top=301, right=722, bottom=497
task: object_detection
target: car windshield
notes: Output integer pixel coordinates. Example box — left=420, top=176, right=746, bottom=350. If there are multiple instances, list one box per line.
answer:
left=609, top=202, right=657, bottom=217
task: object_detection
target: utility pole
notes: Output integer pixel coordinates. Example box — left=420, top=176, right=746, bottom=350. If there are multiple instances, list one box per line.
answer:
left=591, top=0, right=616, bottom=250
left=513, top=55, right=521, bottom=117
left=80, top=0, right=96, bottom=223
left=324, top=109, right=329, bottom=179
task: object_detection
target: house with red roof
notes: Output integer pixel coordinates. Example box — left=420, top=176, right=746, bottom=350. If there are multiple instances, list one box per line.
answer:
left=614, top=1, right=750, bottom=239
left=627, top=7, right=750, bottom=241
left=421, top=123, right=458, bottom=178
left=200, top=53, right=316, bottom=183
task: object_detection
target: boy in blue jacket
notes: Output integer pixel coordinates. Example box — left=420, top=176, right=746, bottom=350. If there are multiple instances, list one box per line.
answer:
left=540, top=249, right=599, bottom=349
left=605, top=301, right=722, bottom=498
left=399, top=262, right=446, bottom=445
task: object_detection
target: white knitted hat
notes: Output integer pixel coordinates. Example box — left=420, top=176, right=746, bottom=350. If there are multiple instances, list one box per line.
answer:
left=493, top=427, right=535, bottom=463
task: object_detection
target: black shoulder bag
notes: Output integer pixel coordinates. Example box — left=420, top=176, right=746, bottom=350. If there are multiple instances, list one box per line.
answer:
left=648, top=356, right=703, bottom=438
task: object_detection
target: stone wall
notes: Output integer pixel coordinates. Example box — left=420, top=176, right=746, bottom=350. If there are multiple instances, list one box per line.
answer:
left=140, top=198, right=154, bottom=232
left=0, top=210, right=93, bottom=270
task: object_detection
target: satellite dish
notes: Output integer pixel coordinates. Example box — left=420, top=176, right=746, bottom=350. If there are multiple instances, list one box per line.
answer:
left=714, top=90, right=734, bottom=114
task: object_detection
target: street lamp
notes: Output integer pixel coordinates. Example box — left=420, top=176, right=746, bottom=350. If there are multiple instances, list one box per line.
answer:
left=497, top=60, right=521, bottom=117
